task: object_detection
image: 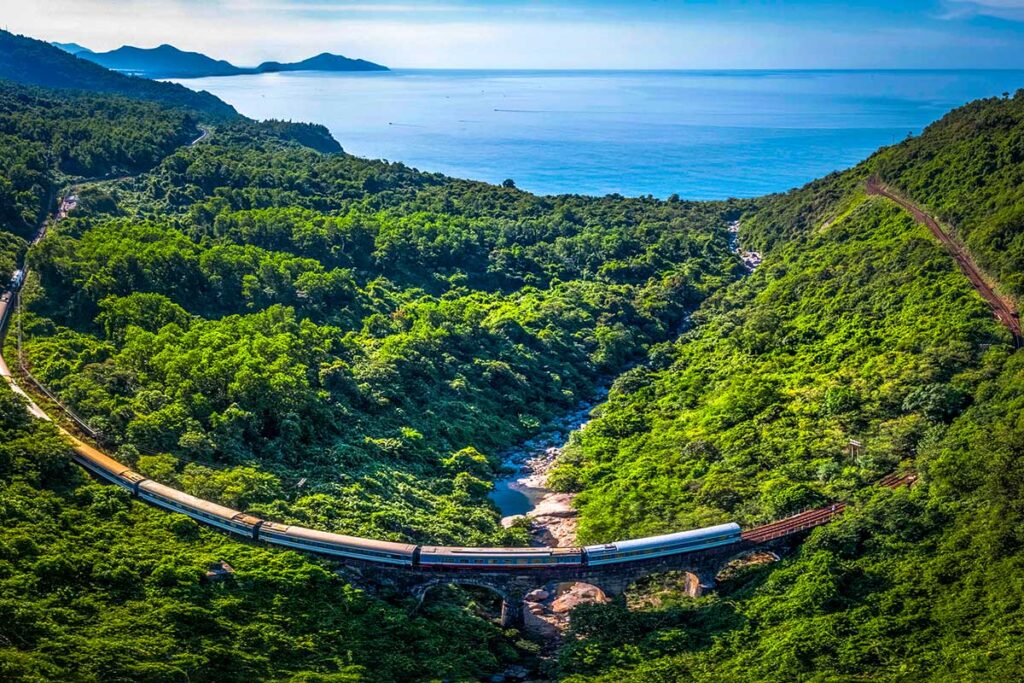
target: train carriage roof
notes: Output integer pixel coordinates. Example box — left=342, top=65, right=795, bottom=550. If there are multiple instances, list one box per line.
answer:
left=138, top=479, right=255, bottom=523
left=262, top=521, right=417, bottom=554
left=585, top=522, right=741, bottom=553
left=419, top=546, right=582, bottom=556
left=72, top=438, right=137, bottom=476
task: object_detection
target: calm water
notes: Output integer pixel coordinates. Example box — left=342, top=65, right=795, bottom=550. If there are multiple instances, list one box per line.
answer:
left=489, top=479, right=548, bottom=518
left=174, top=69, right=1024, bottom=199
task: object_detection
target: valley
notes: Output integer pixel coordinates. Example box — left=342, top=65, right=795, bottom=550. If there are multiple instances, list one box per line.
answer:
left=1, top=24, right=1024, bottom=683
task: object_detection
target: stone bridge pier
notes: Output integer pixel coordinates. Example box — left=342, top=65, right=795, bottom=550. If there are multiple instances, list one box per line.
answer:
left=339, top=537, right=796, bottom=629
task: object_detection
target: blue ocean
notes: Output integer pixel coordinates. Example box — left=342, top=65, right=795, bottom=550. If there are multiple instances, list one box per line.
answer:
left=173, top=69, right=1024, bottom=199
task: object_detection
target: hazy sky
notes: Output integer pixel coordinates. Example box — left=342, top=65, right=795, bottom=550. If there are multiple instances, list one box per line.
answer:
left=6, top=0, right=1024, bottom=69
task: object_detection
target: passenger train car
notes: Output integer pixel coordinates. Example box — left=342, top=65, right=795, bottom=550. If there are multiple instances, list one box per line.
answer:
left=258, top=521, right=417, bottom=566
left=66, top=428, right=742, bottom=570
left=583, top=524, right=742, bottom=565
left=418, top=545, right=583, bottom=569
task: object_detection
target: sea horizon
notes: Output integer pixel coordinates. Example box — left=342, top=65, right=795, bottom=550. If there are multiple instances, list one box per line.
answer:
left=171, top=68, right=1024, bottom=199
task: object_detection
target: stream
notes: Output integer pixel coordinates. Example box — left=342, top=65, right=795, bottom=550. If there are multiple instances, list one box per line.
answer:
left=490, top=220, right=758, bottom=548
left=488, top=390, right=606, bottom=547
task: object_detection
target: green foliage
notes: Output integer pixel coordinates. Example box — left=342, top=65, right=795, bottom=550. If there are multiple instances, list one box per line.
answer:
left=0, top=80, right=201, bottom=264
left=0, top=385, right=527, bottom=681
left=553, top=194, right=1005, bottom=542
left=17, top=115, right=743, bottom=545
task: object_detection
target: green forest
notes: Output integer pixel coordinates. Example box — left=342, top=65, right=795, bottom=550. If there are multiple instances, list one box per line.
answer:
left=2, top=32, right=1024, bottom=682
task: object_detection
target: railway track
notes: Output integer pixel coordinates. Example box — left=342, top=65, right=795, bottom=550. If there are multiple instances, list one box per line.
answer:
left=741, top=470, right=916, bottom=543
left=0, top=146, right=922, bottom=568
left=866, top=177, right=1022, bottom=344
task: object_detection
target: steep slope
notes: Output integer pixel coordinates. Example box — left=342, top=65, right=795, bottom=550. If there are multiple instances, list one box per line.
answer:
left=0, top=30, right=237, bottom=119
left=552, top=91, right=1024, bottom=682
left=873, top=91, right=1024, bottom=299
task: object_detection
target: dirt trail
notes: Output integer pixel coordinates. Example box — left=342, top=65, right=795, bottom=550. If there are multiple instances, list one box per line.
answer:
left=866, top=177, right=1021, bottom=343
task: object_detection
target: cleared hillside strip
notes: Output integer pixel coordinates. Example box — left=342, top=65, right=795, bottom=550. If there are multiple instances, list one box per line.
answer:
left=866, top=177, right=1021, bottom=343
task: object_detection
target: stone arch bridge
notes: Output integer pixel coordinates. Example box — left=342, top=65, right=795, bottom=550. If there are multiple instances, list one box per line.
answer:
left=337, top=477, right=914, bottom=629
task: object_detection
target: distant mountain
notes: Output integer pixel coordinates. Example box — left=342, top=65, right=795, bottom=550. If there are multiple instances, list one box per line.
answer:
left=0, top=30, right=238, bottom=120
left=51, top=41, right=92, bottom=55
left=256, top=52, right=388, bottom=73
left=82, top=44, right=242, bottom=79
left=70, top=42, right=388, bottom=79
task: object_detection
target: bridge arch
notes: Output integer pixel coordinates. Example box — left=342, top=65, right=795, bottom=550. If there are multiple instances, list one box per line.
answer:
left=621, top=569, right=708, bottom=607
left=715, top=548, right=782, bottom=583
left=411, top=577, right=521, bottom=627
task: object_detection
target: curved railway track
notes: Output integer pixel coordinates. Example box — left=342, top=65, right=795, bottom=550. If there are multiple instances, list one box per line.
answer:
left=866, top=177, right=1021, bottom=344
left=0, top=140, right=920, bottom=572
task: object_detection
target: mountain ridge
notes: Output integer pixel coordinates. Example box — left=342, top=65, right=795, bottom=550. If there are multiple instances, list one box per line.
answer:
left=50, top=41, right=92, bottom=55
left=0, top=30, right=238, bottom=119
left=77, top=42, right=389, bottom=78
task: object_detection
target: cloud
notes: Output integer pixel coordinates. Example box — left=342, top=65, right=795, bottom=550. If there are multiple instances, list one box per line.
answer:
left=225, top=1, right=469, bottom=13
left=944, top=0, right=1024, bottom=21
left=2, top=0, right=1022, bottom=68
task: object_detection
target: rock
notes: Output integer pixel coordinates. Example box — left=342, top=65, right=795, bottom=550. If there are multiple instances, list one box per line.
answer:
left=500, top=514, right=525, bottom=528
left=550, top=582, right=609, bottom=613
left=505, top=665, right=529, bottom=679
left=525, top=588, right=549, bottom=602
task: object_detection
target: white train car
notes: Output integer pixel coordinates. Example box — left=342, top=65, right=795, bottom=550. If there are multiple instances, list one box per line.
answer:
left=583, top=522, right=741, bottom=566
left=418, top=546, right=583, bottom=570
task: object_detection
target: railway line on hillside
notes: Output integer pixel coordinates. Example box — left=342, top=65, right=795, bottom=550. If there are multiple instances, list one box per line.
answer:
left=867, top=177, right=1021, bottom=344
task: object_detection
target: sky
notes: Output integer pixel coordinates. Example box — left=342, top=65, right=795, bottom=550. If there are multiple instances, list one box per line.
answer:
left=5, top=0, right=1024, bottom=69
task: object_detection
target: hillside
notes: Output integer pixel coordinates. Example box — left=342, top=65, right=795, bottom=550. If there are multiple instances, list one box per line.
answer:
left=0, top=81, right=200, bottom=260
left=2, top=47, right=1024, bottom=681
left=551, top=91, right=1024, bottom=681
left=256, top=52, right=388, bottom=73
left=83, top=44, right=242, bottom=78
left=0, top=30, right=237, bottom=119
left=72, top=42, right=388, bottom=78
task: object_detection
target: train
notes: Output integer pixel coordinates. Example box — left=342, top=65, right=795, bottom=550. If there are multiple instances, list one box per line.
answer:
left=69, top=436, right=741, bottom=569
left=0, top=224, right=739, bottom=570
